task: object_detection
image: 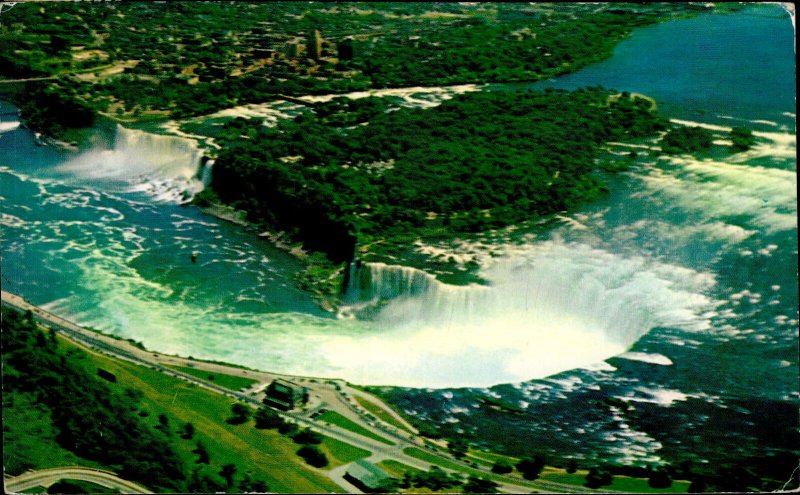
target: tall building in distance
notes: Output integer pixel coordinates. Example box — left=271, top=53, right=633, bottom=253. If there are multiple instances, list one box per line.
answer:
left=307, top=29, right=322, bottom=60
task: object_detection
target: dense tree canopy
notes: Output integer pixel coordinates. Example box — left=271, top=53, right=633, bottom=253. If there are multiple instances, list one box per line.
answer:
left=209, top=88, right=667, bottom=262
left=1, top=308, right=185, bottom=492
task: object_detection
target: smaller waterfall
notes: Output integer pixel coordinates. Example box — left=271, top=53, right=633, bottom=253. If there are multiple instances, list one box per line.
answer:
left=340, top=260, right=486, bottom=320
left=56, top=125, right=208, bottom=203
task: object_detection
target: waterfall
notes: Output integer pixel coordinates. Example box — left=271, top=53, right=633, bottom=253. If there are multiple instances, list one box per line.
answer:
left=342, top=242, right=716, bottom=351
left=56, top=125, right=208, bottom=203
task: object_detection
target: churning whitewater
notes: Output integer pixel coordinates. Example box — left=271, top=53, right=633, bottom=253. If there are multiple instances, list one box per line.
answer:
left=4, top=98, right=794, bottom=388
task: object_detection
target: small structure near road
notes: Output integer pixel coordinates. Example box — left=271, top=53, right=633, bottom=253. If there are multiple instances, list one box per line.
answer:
left=344, top=460, right=392, bottom=493
left=263, top=378, right=308, bottom=411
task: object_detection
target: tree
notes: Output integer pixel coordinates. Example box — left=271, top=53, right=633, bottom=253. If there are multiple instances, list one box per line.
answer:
left=517, top=455, right=546, bottom=480
left=463, top=476, right=498, bottom=493
left=47, top=480, right=87, bottom=494
left=688, top=478, right=708, bottom=493
left=292, top=428, right=323, bottom=445
left=729, top=126, right=755, bottom=151
left=491, top=461, right=513, bottom=474
left=188, top=467, right=226, bottom=493
left=227, top=402, right=251, bottom=425
left=219, top=463, right=237, bottom=488
left=239, top=472, right=270, bottom=493
left=585, top=467, right=613, bottom=488
left=649, top=469, right=673, bottom=488
left=566, top=459, right=578, bottom=474
left=192, top=441, right=210, bottom=464
left=297, top=445, right=328, bottom=468
left=447, top=437, right=468, bottom=459
left=254, top=406, right=284, bottom=429
left=181, top=422, right=195, bottom=440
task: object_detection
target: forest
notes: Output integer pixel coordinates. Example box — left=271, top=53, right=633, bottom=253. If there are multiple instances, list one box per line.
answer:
left=0, top=2, right=716, bottom=137
left=1, top=308, right=186, bottom=492
left=206, top=88, right=668, bottom=263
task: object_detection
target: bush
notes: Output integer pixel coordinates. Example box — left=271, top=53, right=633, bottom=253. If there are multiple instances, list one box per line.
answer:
left=292, top=428, right=323, bottom=445
left=729, top=126, right=755, bottom=151
left=517, top=455, right=546, bottom=480
left=660, top=125, right=713, bottom=154
left=649, top=469, right=673, bottom=489
left=585, top=467, right=613, bottom=488
left=297, top=445, right=328, bottom=468
left=491, top=461, right=513, bottom=474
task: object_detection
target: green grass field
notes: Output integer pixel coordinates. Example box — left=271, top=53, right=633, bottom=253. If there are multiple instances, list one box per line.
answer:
left=164, top=364, right=259, bottom=391
left=318, top=410, right=395, bottom=446
left=608, top=476, right=691, bottom=493
left=59, top=338, right=344, bottom=493
left=402, top=447, right=543, bottom=490
left=318, top=436, right=372, bottom=468
left=354, top=395, right=414, bottom=433
left=466, top=448, right=520, bottom=468
left=377, top=459, right=424, bottom=479
left=540, top=468, right=691, bottom=493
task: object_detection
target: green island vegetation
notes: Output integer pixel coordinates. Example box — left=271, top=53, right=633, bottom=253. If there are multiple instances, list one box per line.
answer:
left=660, top=125, right=714, bottom=154
left=1, top=2, right=726, bottom=138
left=1, top=307, right=352, bottom=493
left=729, top=126, right=756, bottom=151
left=164, top=364, right=258, bottom=391
left=203, top=87, right=667, bottom=294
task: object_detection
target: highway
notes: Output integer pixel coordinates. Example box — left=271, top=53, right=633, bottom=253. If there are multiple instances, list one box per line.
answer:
left=4, top=467, right=152, bottom=494
left=1, top=290, right=606, bottom=493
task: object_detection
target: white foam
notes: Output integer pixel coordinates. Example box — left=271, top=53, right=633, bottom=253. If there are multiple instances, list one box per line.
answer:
left=618, top=352, right=673, bottom=366
left=639, top=155, right=797, bottom=232
left=56, top=126, right=208, bottom=203
left=0, top=120, right=20, bottom=133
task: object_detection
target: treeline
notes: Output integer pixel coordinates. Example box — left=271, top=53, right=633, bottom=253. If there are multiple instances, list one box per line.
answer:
left=660, top=125, right=756, bottom=154
left=2, top=1, right=695, bottom=134
left=208, top=88, right=667, bottom=262
left=14, top=81, right=95, bottom=138
left=1, top=308, right=185, bottom=492
left=346, top=11, right=659, bottom=88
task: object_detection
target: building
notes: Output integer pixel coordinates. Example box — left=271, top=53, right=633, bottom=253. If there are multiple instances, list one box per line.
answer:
left=344, top=460, right=392, bottom=492
left=263, top=379, right=308, bottom=411
left=307, top=29, right=322, bottom=60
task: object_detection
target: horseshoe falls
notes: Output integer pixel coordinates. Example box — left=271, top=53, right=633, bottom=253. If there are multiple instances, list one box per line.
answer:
left=0, top=3, right=796, bottom=467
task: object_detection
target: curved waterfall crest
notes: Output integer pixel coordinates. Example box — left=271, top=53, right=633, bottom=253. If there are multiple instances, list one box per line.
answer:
left=342, top=243, right=716, bottom=348
left=56, top=125, right=212, bottom=203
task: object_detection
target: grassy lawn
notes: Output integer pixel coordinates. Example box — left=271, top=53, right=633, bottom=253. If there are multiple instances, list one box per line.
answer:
left=540, top=468, right=589, bottom=486
left=466, top=448, right=520, bottom=468
left=402, top=447, right=541, bottom=490
left=540, top=468, right=691, bottom=493
left=60, top=338, right=343, bottom=493
left=354, top=395, right=414, bottom=433
left=164, top=364, right=259, bottom=391
left=377, top=459, right=424, bottom=479
left=609, top=476, right=691, bottom=493
left=3, top=391, right=104, bottom=476
left=377, top=460, right=467, bottom=494
left=318, top=436, right=372, bottom=469
left=318, top=410, right=395, bottom=445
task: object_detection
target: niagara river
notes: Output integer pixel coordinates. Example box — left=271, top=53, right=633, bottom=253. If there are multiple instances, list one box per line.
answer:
left=0, top=4, right=796, bottom=466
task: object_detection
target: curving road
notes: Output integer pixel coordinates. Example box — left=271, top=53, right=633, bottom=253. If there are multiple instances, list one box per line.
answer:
left=1, top=291, right=606, bottom=494
left=4, top=467, right=152, bottom=494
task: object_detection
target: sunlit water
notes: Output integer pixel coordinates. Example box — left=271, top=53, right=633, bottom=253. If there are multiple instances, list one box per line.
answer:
left=1, top=4, right=796, bottom=464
